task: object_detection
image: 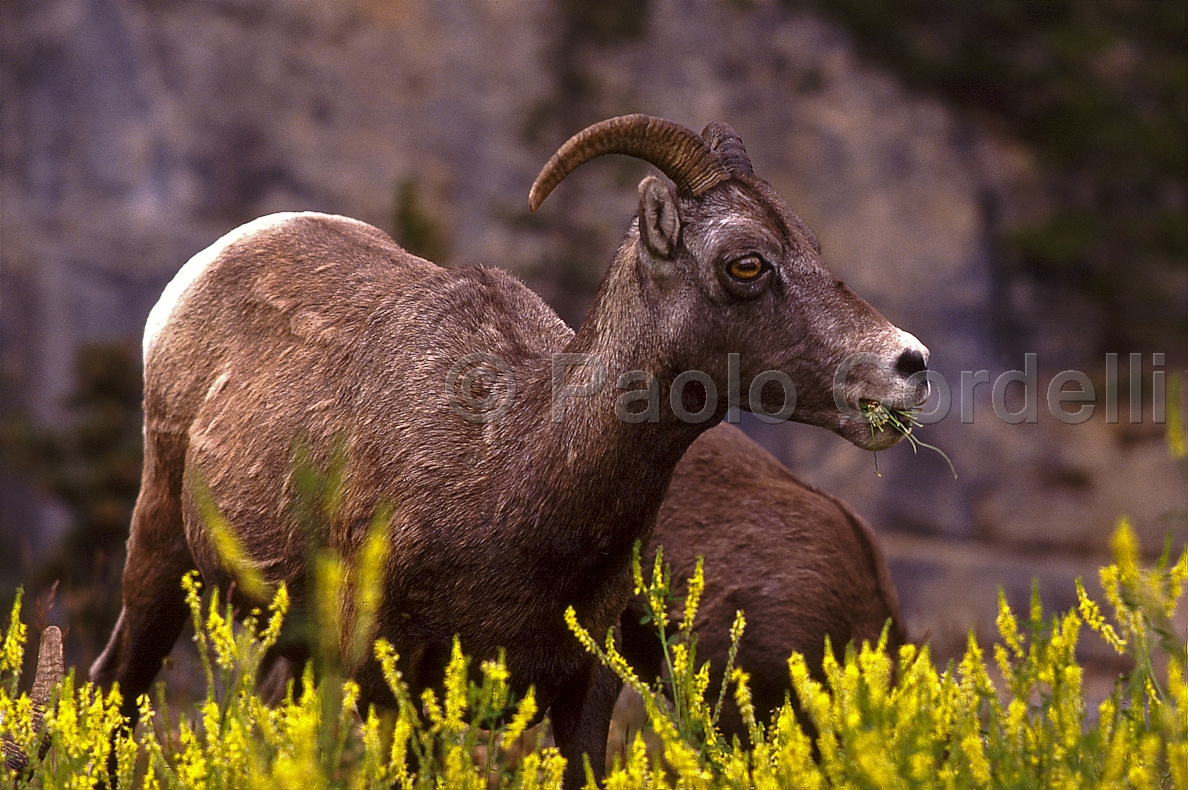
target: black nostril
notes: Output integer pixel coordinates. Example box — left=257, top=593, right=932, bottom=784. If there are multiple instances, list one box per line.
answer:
left=895, top=348, right=927, bottom=378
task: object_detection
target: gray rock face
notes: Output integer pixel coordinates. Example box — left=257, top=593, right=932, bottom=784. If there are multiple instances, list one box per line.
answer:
left=2, top=0, right=1182, bottom=669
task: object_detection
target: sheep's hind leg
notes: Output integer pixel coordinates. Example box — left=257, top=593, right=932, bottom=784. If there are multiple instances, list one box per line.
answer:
left=90, top=429, right=195, bottom=721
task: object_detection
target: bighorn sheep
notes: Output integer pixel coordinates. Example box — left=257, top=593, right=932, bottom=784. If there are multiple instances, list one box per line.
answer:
left=620, top=422, right=905, bottom=741
left=90, top=115, right=928, bottom=787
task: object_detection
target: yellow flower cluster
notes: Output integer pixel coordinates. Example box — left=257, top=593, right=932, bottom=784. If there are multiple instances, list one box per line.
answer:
left=0, top=521, right=1183, bottom=789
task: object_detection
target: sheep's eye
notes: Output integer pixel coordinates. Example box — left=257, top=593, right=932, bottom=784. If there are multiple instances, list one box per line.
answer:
left=727, top=255, right=764, bottom=281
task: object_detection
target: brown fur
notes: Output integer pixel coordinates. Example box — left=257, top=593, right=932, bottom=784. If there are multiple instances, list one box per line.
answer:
left=620, top=423, right=904, bottom=740
left=90, top=119, right=927, bottom=788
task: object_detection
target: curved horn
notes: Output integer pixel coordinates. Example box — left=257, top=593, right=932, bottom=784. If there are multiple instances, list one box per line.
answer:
left=701, top=121, right=753, bottom=176
left=29, top=627, right=63, bottom=736
left=2, top=626, right=64, bottom=774
left=529, top=114, right=731, bottom=212
left=0, top=730, right=24, bottom=774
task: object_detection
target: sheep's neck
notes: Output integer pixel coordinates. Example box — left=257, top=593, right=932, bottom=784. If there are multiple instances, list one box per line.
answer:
left=523, top=243, right=711, bottom=565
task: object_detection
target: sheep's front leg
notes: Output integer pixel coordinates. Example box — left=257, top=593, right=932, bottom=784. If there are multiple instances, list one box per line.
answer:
left=550, top=661, right=622, bottom=789
left=90, top=429, right=194, bottom=722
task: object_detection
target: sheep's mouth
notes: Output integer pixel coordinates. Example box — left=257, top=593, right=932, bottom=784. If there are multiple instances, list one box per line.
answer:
left=859, top=399, right=915, bottom=434
left=859, top=399, right=956, bottom=478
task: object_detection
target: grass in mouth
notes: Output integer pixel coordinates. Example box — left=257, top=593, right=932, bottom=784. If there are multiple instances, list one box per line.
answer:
left=860, top=400, right=957, bottom=479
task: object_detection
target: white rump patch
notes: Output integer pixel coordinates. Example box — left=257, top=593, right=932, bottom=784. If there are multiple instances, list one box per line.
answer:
left=143, top=212, right=323, bottom=360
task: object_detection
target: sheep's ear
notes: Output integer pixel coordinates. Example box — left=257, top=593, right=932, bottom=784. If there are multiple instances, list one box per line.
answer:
left=638, top=176, right=681, bottom=260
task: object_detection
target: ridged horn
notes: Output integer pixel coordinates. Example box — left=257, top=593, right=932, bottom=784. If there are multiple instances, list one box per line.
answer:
left=2, top=626, right=64, bottom=774
left=701, top=121, right=753, bottom=176
left=29, top=627, right=63, bottom=735
left=0, top=728, right=23, bottom=774
left=529, top=114, right=732, bottom=212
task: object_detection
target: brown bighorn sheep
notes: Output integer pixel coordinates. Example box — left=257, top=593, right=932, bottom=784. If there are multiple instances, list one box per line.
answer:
left=91, top=115, right=928, bottom=787
left=620, top=422, right=905, bottom=741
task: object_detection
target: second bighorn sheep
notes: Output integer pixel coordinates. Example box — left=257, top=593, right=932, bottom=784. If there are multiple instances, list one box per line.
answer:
left=620, top=422, right=906, bottom=741
left=91, top=115, right=928, bottom=788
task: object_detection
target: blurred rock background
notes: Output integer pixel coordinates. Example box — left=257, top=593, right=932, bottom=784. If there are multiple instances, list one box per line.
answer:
left=1, top=0, right=1184, bottom=685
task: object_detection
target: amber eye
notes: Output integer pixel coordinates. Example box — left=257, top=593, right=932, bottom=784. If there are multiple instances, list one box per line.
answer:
left=727, top=255, right=765, bottom=281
